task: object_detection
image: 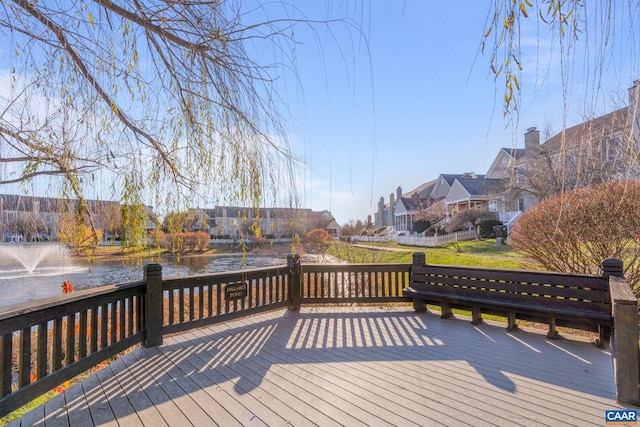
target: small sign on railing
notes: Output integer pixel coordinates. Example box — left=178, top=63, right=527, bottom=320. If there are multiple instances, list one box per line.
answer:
left=225, top=281, right=248, bottom=300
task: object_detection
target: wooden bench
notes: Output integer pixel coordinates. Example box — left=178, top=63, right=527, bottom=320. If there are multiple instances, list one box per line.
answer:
left=403, top=262, right=612, bottom=347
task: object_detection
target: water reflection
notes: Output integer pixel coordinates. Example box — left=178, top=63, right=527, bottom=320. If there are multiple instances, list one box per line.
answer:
left=0, top=254, right=287, bottom=308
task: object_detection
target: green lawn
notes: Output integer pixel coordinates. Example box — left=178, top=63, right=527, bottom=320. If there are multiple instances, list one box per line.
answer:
left=328, top=239, right=538, bottom=270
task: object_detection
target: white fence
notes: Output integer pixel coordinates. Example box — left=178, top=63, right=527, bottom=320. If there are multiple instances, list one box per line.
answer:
left=395, top=229, right=477, bottom=247
left=350, top=235, right=394, bottom=243
left=350, top=229, right=477, bottom=247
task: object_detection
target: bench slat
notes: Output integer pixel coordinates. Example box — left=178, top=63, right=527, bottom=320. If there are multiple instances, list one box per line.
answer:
left=411, top=273, right=610, bottom=303
left=406, top=284, right=609, bottom=314
left=413, top=265, right=609, bottom=290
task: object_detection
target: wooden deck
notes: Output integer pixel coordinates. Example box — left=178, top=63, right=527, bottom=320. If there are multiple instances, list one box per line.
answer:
left=7, top=306, right=624, bottom=426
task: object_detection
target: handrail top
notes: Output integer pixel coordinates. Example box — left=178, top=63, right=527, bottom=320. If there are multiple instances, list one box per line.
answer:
left=161, top=263, right=289, bottom=284
left=0, top=280, right=145, bottom=321
left=302, top=262, right=410, bottom=267
left=609, top=276, right=637, bottom=304
left=414, top=262, right=605, bottom=280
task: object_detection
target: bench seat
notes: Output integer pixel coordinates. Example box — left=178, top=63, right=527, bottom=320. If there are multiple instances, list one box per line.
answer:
left=404, top=264, right=613, bottom=347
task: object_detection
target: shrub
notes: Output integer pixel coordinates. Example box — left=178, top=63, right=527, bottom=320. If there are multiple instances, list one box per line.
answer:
left=444, top=209, right=497, bottom=233
left=476, top=219, right=504, bottom=238
left=510, top=181, right=640, bottom=294
left=304, top=229, right=331, bottom=254
left=425, top=225, right=446, bottom=236
left=413, top=219, right=431, bottom=234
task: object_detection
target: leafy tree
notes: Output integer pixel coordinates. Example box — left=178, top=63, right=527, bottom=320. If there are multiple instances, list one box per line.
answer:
left=413, top=203, right=446, bottom=226
left=58, top=213, right=103, bottom=255
left=444, top=209, right=497, bottom=234
left=1, top=2, right=357, bottom=245
left=510, top=181, right=640, bottom=294
left=304, top=229, right=331, bottom=254
left=412, top=218, right=431, bottom=234
left=341, top=219, right=366, bottom=237
left=484, top=1, right=639, bottom=117
left=120, top=202, right=149, bottom=252
left=15, top=215, right=48, bottom=242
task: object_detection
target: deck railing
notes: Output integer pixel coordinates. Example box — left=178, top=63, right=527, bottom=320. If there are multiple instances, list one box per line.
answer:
left=0, top=281, right=146, bottom=417
left=0, top=253, right=638, bottom=417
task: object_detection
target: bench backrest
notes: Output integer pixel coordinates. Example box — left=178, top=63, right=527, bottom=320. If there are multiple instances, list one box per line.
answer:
left=411, top=265, right=610, bottom=315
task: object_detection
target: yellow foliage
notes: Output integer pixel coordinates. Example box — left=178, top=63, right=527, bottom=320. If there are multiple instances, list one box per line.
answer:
left=58, top=215, right=103, bottom=255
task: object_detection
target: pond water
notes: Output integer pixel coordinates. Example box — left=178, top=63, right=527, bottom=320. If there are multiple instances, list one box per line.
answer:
left=0, top=247, right=290, bottom=308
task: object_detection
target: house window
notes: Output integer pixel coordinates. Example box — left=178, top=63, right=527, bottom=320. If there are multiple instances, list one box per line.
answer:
left=517, top=198, right=525, bottom=212
left=489, top=200, right=498, bottom=212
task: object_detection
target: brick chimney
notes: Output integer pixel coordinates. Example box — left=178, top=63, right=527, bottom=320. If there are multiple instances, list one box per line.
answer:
left=411, top=192, right=420, bottom=206
left=389, top=192, right=395, bottom=221
left=524, top=127, right=541, bottom=168
left=525, top=127, right=540, bottom=152
left=396, top=186, right=402, bottom=201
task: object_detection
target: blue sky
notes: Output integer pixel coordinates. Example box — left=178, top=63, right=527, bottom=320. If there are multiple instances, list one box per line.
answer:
left=269, top=1, right=639, bottom=225
left=1, top=1, right=637, bottom=225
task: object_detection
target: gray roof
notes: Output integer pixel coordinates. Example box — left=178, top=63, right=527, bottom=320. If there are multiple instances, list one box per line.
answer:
left=500, top=147, right=526, bottom=160
left=455, top=175, right=502, bottom=196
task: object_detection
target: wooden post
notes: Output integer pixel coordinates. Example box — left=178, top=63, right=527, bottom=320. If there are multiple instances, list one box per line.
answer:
left=546, top=318, right=559, bottom=339
left=288, top=254, right=301, bottom=311
left=507, top=311, right=518, bottom=332
left=471, top=306, right=483, bottom=325
left=144, top=263, right=163, bottom=348
left=604, top=258, right=640, bottom=407
left=440, top=303, right=453, bottom=319
left=412, top=252, right=426, bottom=267
left=411, top=252, right=427, bottom=313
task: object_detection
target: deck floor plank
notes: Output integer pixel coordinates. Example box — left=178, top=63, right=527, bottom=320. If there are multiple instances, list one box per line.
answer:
left=42, top=389, right=69, bottom=427
left=133, top=345, right=237, bottom=427
left=164, top=331, right=345, bottom=427
left=233, top=313, right=516, bottom=426
left=291, top=312, right=601, bottom=424
left=63, top=372, right=95, bottom=427
left=117, top=344, right=193, bottom=426
left=185, top=326, right=385, bottom=427
left=127, top=346, right=218, bottom=426
left=9, top=306, right=626, bottom=426
left=221, top=316, right=484, bottom=426
left=80, top=366, right=120, bottom=427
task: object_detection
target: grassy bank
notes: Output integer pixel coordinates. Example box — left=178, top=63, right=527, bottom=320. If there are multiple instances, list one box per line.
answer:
left=328, top=239, right=537, bottom=270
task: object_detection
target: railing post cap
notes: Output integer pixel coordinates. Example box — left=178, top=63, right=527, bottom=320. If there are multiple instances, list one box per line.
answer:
left=144, top=263, right=163, bottom=275
left=287, top=253, right=300, bottom=265
left=412, top=252, right=426, bottom=266
left=602, top=258, right=624, bottom=276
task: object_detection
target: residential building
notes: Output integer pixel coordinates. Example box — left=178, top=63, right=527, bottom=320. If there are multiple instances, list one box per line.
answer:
left=374, top=193, right=395, bottom=227
left=0, top=194, right=126, bottom=242
left=394, top=182, right=436, bottom=233
left=490, top=79, right=640, bottom=215
left=191, top=206, right=337, bottom=239
left=443, top=173, right=503, bottom=217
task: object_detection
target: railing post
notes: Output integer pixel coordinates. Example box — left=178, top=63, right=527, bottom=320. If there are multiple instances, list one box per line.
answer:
left=144, top=263, right=163, bottom=347
left=602, top=258, right=624, bottom=278
left=411, top=252, right=427, bottom=313
left=288, top=254, right=301, bottom=311
left=603, top=258, right=640, bottom=407
left=412, top=252, right=425, bottom=267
